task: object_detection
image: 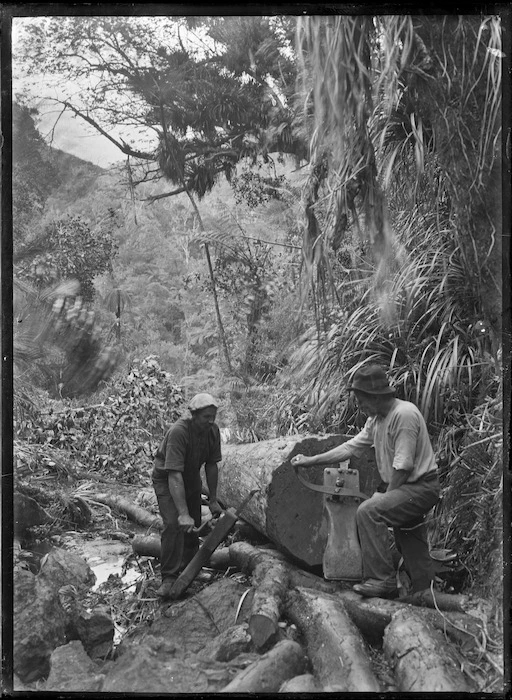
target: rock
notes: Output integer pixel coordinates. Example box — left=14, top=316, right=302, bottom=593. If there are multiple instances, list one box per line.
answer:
left=38, top=546, right=96, bottom=589
left=14, top=492, right=51, bottom=537
left=13, top=569, right=69, bottom=683
left=45, top=641, right=106, bottom=692
left=120, top=578, right=253, bottom=657
left=75, top=605, right=114, bottom=659
left=199, top=624, right=253, bottom=662
left=14, top=548, right=95, bottom=683
left=101, top=637, right=234, bottom=693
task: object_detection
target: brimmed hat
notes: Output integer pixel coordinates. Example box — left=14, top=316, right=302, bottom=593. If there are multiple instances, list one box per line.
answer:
left=347, top=365, right=395, bottom=395
left=188, top=393, right=219, bottom=411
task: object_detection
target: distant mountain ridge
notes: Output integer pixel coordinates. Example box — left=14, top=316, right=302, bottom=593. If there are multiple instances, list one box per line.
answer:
left=45, top=147, right=109, bottom=208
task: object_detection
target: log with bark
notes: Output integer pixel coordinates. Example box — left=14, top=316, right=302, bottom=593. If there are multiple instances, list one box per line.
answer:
left=131, top=534, right=161, bottom=559
left=383, top=608, right=475, bottom=692
left=228, top=542, right=349, bottom=595
left=89, top=493, right=162, bottom=530
left=338, top=590, right=485, bottom=648
left=278, top=674, right=323, bottom=693
left=285, top=587, right=382, bottom=692
left=220, top=639, right=307, bottom=693
left=399, top=588, right=476, bottom=613
left=210, top=434, right=380, bottom=567
left=228, top=542, right=289, bottom=649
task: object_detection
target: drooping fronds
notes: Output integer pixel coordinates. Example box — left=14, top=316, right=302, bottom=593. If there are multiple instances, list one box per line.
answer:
left=279, top=214, right=496, bottom=429
left=295, top=15, right=414, bottom=313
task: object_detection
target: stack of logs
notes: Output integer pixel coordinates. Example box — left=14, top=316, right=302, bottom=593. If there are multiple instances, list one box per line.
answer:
left=129, top=537, right=482, bottom=692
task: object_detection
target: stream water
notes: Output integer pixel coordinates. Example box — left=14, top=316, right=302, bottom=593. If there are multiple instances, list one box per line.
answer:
left=22, top=534, right=142, bottom=591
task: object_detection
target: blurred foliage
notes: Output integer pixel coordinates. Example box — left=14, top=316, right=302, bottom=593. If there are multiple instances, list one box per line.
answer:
left=13, top=278, right=119, bottom=399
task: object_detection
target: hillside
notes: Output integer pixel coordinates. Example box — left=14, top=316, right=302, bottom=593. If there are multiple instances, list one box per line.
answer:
left=45, top=148, right=107, bottom=207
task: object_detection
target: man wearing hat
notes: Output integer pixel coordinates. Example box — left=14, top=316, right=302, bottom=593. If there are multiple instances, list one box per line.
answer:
left=292, top=364, right=440, bottom=599
left=152, top=393, right=223, bottom=598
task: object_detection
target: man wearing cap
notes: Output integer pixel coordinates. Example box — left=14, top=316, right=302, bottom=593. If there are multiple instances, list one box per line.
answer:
left=291, top=364, right=440, bottom=599
left=152, top=393, right=223, bottom=598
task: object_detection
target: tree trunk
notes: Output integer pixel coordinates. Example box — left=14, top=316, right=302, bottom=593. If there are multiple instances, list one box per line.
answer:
left=220, top=639, right=307, bottom=693
left=279, top=674, right=323, bottom=693
left=338, top=590, right=484, bottom=648
left=383, top=608, right=474, bottom=692
left=212, top=434, right=380, bottom=567
left=227, top=542, right=289, bottom=649
left=131, top=534, right=161, bottom=558
left=285, top=587, right=382, bottom=692
left=90, top=494, right=162, bottom=530
left=228, top=541, right=349, bottom=593
left=399, top=588, right=473, bottom=613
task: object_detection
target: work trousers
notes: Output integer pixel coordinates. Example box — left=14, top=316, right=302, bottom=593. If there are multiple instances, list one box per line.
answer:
left=356, top=472, right=440, bottom=592
left=152, top=478, right=202, bottom=579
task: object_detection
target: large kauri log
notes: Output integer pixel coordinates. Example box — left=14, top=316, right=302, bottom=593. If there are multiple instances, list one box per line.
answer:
left=213, top=435, right=380, bottom=566
left=285, top=587, right=382, bottom=692
left=383, top=608, right=474, bottom=692
left=220, top=639, right=307, bottom=693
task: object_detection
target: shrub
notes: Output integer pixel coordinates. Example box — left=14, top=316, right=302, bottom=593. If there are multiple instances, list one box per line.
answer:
left=24, top=356, right=185, bottom=483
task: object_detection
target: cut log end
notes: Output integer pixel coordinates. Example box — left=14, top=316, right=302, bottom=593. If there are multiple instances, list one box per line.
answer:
left=248, top=614, right=278, bottom=650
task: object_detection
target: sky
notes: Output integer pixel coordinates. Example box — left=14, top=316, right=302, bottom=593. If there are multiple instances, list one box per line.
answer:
left=11, top=17, right=150, bottom=169
left=10, top=14, right=213, bottom=169
left=35, top=104, right=125, bottom=169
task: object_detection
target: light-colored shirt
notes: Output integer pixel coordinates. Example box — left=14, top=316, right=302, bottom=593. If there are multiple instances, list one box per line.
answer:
left=343, top=399, right=437, bottom=483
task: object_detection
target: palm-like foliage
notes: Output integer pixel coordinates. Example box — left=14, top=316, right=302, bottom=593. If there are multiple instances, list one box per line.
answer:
left=289, top=14, right=503, bottom=427
left=280, top=213, right=497, bottom=430
left=295, top=14, right=502, bottom=338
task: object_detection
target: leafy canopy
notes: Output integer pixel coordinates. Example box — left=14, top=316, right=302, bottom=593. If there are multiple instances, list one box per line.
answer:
left=15, top=16, right=304, bottom=199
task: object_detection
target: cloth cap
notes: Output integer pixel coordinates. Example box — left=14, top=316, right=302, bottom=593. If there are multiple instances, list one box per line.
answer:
left=347, top=365, right=395, bottom=395
left=188, top=393, right=219, bottom=411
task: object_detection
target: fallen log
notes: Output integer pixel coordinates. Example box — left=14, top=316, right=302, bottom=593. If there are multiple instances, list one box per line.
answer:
left=131, top=534, right=161, bottom=558
left=285, top=587, right=382, bottom=692
left=220, top=639, right=307, bottom=693
left=383, top=608, right=474, bottom=692
left=228, top=542, right=348, bottom=595
left=399, top=588, right=476, bottom=613
left=278, top=674, right=323, bottom=693
left=209, top=434, right=380, bottom=567
left=89, top=493, right=162, bottom=530
left=338, top=590, right=484, bottom=648
left=227, top=542, right=289, bottom=649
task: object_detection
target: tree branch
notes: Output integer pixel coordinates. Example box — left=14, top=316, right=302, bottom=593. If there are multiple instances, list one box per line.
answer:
left=143, top=188, right=187, bottom=203
left=58, top=100, right=155, bottom=161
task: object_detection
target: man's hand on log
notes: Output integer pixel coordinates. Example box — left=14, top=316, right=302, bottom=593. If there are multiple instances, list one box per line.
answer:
left=178, top=513, right=195, bottom=532
left=208, top=499, right=223, bottom=516
left=291, top=454, right=312, bottom=466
